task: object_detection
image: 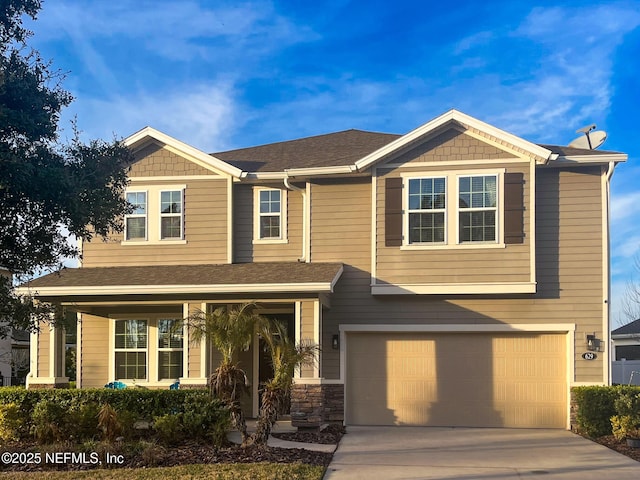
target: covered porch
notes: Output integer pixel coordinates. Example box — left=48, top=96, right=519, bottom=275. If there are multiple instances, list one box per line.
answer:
left=19, top=262, right=343, bottom=421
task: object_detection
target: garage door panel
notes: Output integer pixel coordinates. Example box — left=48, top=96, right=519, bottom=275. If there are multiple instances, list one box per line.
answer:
left=346, top=332, right=567, bottom=428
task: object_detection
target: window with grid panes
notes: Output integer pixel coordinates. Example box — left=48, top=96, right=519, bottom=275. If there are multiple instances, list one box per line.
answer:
left=114, top=320, right=147, bottom=380
left=157, top=319, right=183, bottom=380
left=458, top=175, right=497, bottom=242
left=407, top=177, right=446, bottom=244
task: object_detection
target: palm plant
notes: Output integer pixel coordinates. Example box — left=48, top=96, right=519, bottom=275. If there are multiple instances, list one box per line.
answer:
left=249, top=319, right=318, bottom=446
left=185, top=303, right=268, bottom=444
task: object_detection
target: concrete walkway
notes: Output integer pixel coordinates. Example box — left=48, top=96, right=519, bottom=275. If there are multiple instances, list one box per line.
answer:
left=226, top=419, right=337, bottom=453
left=324, top=427, right=640, bottom=479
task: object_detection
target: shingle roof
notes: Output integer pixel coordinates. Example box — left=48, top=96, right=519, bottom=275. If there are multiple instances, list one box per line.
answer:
left=213, top=129, right=401, bottom=172
left=26, top=262, right=343, bottom=289
left=612, top=319, right=640, bottom=336
left=211, top=129, right=621, bottom=173
left=538, top=144, right=622, bottom=157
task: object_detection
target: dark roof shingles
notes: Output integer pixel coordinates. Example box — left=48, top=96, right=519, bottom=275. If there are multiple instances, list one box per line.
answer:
left=212, top=129, right=621, bottom=173
left=213, top=129, right=401, bottom=172
left=612, top=319, right=640, bottom=336
left=27, top=263, right=343, bottom=288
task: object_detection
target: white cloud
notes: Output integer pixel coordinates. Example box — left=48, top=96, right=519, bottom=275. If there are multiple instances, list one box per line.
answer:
left=611, top=191, right=640, bottom=224
left=34, top=1, right=317, bottom=63
left=68, top=83, right=237, bottom=152
left=448, top=4, right=640, bottom=142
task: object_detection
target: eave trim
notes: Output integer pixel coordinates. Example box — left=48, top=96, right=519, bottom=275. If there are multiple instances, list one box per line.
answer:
left=124, top=126, right=245, bottom=178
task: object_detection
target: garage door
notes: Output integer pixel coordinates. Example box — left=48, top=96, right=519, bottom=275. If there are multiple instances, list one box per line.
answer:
left=346, top=332, right=567, bottom=428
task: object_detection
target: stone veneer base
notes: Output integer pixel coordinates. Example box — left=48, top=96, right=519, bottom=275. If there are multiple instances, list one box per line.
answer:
left=291, top=383, right=344, bottom=429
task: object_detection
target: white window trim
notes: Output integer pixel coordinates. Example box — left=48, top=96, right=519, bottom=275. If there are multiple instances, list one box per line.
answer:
left=157, top=318, right=184, bottom=381
left=121, top=184, right=187, bottom=245
left=400, top=168, right=506, bottom=250
left=124, top=190, right=148, bottom=241
left=253, top=187, right=288, bottom=244
left=113, top=319, right=149, bottom=382
left=109, top=315, right=184, bottom=386
left=404, top=176, right=447, bottom=246
left=456, top=173, right=501, bottom=245
left=159, top=189, right=185, bottom=240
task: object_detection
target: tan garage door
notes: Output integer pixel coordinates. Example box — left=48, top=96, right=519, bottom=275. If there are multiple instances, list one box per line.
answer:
left=346, top=332, right=567, bottom=428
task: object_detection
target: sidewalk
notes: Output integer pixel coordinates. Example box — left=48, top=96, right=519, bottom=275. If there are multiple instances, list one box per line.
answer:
left=226, top=418, right=337, bottom=453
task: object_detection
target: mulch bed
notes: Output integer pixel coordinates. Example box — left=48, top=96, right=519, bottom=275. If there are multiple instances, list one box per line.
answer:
left=591, top=435, right=640, bottom=462
left=0, top=441, right=333, bottom=472
left=272, top=424, right=345, bottom=445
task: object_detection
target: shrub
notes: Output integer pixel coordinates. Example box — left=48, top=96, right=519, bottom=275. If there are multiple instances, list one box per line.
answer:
left=31, top=399, right=67, bottom=443
left=153, top=414, right=183, bottom=445
left=610, top=391, right=640, bottom=440
left=98, top=403, right=122, bottom=442
left=573, top=386, right=620, bottom=437
left=0, top=403, right=23, bottom=443
left=0, top=388, right=230, bottom=445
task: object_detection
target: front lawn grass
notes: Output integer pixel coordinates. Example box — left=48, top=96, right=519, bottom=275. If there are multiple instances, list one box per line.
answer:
left=0, top=462, right=325, bottom=480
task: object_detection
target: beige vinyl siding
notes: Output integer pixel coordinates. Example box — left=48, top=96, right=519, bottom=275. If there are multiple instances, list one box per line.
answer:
left=83, top=178, right=228, bottom=267
left=376, top=162, right=531, bottom=285
left=233, top=184, right=303, bottom=262
left=80, top=314, right=109, bottom=388
left=310, top=179, right=371, bottom=380
left=37, top=329, right=49, bottom=378
left=300, top=301, right=315, bottom=378
left=130, top=144, right=217, bottom=176
left=390, top=130, right=516, bottom=165
left=315, top=166, right=603, bottom=383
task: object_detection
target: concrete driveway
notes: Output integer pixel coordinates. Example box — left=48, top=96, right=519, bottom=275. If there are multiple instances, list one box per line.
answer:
left=324, top=427, right=640, bottom=479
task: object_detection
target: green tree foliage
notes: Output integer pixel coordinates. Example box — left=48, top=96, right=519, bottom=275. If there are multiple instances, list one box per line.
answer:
left=0, top=1, right=133, bottom=333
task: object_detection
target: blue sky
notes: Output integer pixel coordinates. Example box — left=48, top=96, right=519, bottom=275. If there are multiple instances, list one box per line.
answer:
left=25, top=0, right=640, bottom=326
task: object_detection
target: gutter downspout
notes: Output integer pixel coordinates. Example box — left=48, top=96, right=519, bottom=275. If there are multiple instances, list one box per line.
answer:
left=605, top=161, right=615, bottom=385
left=284, top=177, right=307, bottom=262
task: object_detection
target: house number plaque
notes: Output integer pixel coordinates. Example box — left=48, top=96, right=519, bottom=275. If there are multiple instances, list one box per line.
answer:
left=582, top=352, right=597, bottom=360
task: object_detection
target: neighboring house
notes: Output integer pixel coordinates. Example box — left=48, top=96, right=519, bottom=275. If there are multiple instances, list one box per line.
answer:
left=611, top=319, right=640, bottom=385
left=18, top=110, right=627, bottom=429
left=0, top=267, right=30, bottom=386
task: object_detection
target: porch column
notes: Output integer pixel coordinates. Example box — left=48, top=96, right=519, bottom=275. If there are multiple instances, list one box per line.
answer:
left=27, top=322, right=69, bottom=389
left=291, top=298, right=344, bottom=429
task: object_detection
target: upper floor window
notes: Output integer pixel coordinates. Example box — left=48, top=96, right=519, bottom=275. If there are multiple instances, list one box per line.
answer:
left=458, top=175, right=497, bottom=243
left=160, top=190, right=183, bottom=239
left=407, top=177, right=446, bottom=244
left=125, top=192, right=147, bottom=240
left=254, top=187, right=287, bottom=243
left=122, top=185, right=186, bottom=245
left=393, top=169, right=512, bottom=250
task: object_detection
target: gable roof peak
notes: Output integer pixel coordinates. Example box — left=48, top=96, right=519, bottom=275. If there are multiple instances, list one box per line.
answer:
left=124, top=126, right=244, bottom=178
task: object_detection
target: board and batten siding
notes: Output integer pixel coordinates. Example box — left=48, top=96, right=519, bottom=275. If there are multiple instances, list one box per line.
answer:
left=313, top=166, right=604, bottom=383
left=233, top=184, right=303, bottom=262
left=376, top=162, right=531, bottom=285
left=79, top=314, right=109, bottom=388
left=82, top=178, right=229, bottom=267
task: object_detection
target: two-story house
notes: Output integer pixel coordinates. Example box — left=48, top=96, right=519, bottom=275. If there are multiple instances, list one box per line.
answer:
left=20, top=110, right=626, bottom=429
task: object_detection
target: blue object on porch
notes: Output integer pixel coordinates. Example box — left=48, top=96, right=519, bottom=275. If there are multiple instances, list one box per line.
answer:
left=104, top=381, right=127, bottom=389
left=169, top=381, right=180, bottom=390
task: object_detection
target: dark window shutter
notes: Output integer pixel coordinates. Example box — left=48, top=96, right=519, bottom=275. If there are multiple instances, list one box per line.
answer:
left=385, top=177, right=403, bottom=247
left=504, top=172, right=524, bottom=244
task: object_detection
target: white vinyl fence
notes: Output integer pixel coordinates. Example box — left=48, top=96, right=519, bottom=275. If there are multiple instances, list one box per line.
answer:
left=612, top=359, right=640, bottom=385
